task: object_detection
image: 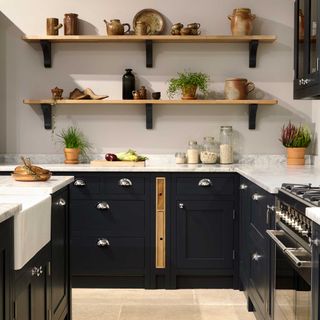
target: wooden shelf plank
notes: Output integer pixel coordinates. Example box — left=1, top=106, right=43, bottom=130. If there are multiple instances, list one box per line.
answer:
left=22, top=35, right=277, bottom=43
left=23, top=99, right=278, bottom=105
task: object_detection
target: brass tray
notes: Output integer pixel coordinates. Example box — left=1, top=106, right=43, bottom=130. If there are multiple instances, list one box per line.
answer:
left=133, top=9, right=165, bottom=35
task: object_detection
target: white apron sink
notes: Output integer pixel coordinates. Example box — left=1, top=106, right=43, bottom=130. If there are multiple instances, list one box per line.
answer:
left=0, top=194, right=51, bottom=270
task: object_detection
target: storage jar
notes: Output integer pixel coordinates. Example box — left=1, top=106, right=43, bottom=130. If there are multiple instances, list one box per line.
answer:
left=219, top=126, right=233, bottom=164
left=200, top=137, right=218, bottom=164
left=187, top=141, right=199, bottom=164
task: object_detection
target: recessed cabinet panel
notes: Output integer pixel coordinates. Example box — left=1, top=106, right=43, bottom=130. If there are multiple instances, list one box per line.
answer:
left=71, top=200, right=145, bottom=237
left=71, top=236, right=145, bottom=275
left=176, top=201, right=234, bottom=270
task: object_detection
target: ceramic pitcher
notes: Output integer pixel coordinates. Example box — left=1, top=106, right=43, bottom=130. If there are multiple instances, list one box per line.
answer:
left=104, top=19, right=131, bottom=35
left=228, top=8, right=256, bottom=36
left=224, top=78, right=255, bottom=100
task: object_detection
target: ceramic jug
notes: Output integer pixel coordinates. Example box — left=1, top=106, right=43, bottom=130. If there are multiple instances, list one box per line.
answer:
left=224, top=78, right=255, bottom=100
left=64, top=13, right=78, bottom=35
left=228, top=8, right=256, bottom=36
left=104, top=19, right=131, bottom=35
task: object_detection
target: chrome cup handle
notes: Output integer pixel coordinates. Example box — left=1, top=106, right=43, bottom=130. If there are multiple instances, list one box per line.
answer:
left=96, top=202, right=110, bottom=210
left=198, top=179, right=212, bottom=187
left=74, top=179, right=86, bottom=187
left=97, top=239, right=110, bottom=247
left=119, top=178, right=133, bottom=187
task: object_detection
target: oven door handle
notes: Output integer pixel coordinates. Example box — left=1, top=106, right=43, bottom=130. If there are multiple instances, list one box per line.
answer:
left=266, top=230, right=311, bottom=268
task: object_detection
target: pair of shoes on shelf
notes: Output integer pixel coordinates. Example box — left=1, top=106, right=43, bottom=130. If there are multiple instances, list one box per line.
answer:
left=69, top=88, right=109, bottom=100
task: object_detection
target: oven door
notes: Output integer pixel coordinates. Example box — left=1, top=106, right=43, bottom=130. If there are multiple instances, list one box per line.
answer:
left=267, top=230, right=311, bottom=320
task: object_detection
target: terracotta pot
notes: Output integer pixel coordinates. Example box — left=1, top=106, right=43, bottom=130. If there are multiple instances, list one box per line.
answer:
left=286, top=147, right=306, bottom=165
left=228, top=8, right=256, bottom=36
left=182, top=85, right=197, bottom=100
left=64, top=148, right=80, bottom=164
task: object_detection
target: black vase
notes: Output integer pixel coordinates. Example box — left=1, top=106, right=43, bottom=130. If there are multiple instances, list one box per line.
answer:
left=122, top=69, right=135, bottom=100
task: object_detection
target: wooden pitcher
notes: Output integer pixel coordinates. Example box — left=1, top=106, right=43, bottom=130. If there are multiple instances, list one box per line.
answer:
left=46, top=18, right=63, bottom=35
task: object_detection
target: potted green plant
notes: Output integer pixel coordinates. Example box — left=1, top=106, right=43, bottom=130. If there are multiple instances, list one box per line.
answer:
left=57, top=127, right=90, bottom=164
left=280, top=121, right=311, bottom=165
left=167, top=71, right=210, bottom=100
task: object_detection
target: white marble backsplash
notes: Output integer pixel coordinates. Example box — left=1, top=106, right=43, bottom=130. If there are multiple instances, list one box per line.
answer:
left=0, top=153, right=315, bottom=166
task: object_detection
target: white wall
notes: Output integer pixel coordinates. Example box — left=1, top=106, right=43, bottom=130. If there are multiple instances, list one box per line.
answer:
left=0, top=0, right=313, bottom=155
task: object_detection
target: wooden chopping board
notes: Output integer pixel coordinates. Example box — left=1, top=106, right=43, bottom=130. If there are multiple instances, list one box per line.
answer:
left=90, top=160, right=145, bottom=167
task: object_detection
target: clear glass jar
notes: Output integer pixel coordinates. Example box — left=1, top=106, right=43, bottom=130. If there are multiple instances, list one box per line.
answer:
left=175, top=152, right=187, bottom=164
left=219, top=126, right=233, bottom=164
left=200, top=137, right=218, bottom=164
left=187, top=141, right=199, bottom=164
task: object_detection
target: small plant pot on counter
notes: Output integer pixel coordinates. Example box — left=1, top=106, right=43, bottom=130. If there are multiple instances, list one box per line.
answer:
left=286, top=147, right=306, bottom=165
left=64, top=148, right=81, bottom=164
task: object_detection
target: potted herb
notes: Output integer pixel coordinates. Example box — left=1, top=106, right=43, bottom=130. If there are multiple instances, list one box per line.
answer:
left=280, top=121, right=311, bottom=165
left=57, top=127, right=90, bottom=164
left=167, top=71, right=210, bottom=100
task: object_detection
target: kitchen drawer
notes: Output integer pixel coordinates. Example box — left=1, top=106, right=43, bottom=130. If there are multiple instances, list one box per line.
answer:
left=71, top=236, right=145, bottom=275
left=71, top=200, right=145, bottom=237
left=101, top=175, right=146, bottom=196
left=175, top=174, right=234, bottom=197
left=70, top=175, right=101, bottom=199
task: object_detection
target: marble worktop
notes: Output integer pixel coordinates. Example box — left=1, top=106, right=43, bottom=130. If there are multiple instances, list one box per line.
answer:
left=0, top=203, right=21, bottom=224
left=1, top=161, right=320, bottom=194
left=0, top=176, right=74, bottom=195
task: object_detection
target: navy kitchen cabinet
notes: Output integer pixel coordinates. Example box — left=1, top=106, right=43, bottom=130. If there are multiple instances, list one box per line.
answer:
left=51, top=188, right=70, bottom=320
left=13, top=245, right=51, bottom=320
left=312, top=222, right=320, bottom=320
left=239, top=178, right=275, bottom=320
left=69, top=173, right=151, bottom=288
left=171, top=173, right=237, bottom=289
left=0, top=218, right=13, bottom=320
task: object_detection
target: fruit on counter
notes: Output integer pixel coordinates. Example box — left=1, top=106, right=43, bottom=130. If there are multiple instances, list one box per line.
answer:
left=105, top=153, right=118, bottom=161
left=116, top=149, right=148, bottom=162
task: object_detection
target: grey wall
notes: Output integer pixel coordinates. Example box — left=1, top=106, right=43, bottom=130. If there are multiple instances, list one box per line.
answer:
left=0, top=1, right=313, bottom=156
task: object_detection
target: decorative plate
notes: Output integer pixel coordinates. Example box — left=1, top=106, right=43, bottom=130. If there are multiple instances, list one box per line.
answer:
left=133, top=9, right=165, bottom=35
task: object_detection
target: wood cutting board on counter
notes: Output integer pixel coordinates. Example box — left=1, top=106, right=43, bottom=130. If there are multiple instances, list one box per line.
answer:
left=90, top=160, right=146, bottom=167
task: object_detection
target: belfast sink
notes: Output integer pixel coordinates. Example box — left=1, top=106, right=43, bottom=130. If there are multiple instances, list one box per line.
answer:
left=0, top=194, right=51, bottom=270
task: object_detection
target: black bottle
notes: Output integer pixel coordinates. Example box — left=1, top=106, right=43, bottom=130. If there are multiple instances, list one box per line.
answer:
left=122, top=68, right=135, bottom=100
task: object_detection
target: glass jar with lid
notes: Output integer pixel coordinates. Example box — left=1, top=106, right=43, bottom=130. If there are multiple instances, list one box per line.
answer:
left=187, top=141, right=199, bottom=164
left=200, top=137, right=218, bottom=164
left=219, top=126, right=233, bottom=164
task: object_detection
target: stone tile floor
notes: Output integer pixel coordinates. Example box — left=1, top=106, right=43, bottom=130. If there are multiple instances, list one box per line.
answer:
left=73, top=289, right=256, bottom=320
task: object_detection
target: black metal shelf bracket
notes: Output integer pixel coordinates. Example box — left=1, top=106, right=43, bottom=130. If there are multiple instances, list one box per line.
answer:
left=41, top=104, right=53, bottom=129
left=248, top=104, right=258, bottom=130
left=249, top=40, right=259, bottom=68
left=40, top=40, right=52, bottom=68
left=146, top=103, right=153, bottom=129
left=145, top=40, right=153, bottom=68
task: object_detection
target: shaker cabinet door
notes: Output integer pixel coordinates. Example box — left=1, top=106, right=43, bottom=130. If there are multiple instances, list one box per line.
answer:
left=176, top=200, right=234, bottom=270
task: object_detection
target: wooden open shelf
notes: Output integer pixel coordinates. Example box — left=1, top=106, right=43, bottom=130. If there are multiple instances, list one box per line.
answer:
left=22, top=34, right=276, bottom=68
left=23, top=98, right=278, bottom=131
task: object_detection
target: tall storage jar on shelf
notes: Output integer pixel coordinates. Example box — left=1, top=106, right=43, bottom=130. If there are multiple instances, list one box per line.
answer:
left=122, top=69, right=135, bottom=100
left=219, top=126, right=233, bottom=164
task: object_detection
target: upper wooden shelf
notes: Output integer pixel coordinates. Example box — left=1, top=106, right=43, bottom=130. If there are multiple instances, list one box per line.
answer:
left=22, top=35, right=276, bottom=43
left=22, top=34, right=277, bottom=68
left=23, top=98, right=278, bottom=131
left=23, top=99, right=277, bottom=105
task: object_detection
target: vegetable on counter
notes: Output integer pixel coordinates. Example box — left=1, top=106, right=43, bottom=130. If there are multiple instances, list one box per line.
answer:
left=105, top=149, right=148, bottom=162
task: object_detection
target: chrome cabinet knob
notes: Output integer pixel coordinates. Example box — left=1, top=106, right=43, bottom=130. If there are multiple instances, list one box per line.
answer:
left=97, top=239, right=110, bottom=247
left=267, top=205, right=275, bottom=211
left=252, top=193, right=263, bottom=201
left=31, top=267, right=38, bottom=276
left=252, top=253, right=262, bottom=261
left=240, top=184, right=248, bottom=190
left=96, top=202, right=110, bottom=210
left=57, top=198, right=66, bottom=206
left=74, top=179, right=86, bottom=187
left=198, top=179, right=212, bottom=187
left=118, top=178, right=133, bottom=187
left=179, top=203, right=184, bottom=209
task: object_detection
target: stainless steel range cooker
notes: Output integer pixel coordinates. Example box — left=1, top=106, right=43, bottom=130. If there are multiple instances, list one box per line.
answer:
left=267, top=183, right=320, bottom=320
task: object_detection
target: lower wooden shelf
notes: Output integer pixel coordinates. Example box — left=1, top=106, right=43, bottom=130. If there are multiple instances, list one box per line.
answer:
left=23, top=99, right=278, bottom=130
